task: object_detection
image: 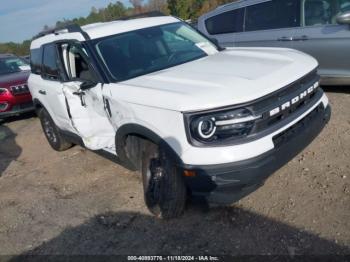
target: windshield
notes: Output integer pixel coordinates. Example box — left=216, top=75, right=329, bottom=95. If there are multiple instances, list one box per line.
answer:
left=95, top=22, right=218, bottom=81
left=0, top=57, right=30, bottom=75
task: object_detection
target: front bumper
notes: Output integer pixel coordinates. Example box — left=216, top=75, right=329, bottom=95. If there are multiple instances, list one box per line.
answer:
left=183, top=104, right=331, bottom=204
left=0, top=101, right=34, bottom=119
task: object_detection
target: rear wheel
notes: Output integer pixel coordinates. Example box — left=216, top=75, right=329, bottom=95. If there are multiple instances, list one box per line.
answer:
left=39, top=109, right=72, bottom=151
left=141, top=142, right=186, bottom=219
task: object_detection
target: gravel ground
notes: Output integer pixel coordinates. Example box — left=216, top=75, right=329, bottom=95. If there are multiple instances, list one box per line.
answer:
left=0, top=87, right=349, bottom=257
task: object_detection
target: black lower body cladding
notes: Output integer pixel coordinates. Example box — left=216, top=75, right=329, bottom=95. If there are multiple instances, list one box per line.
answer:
left=183, top=104, right=331, bottom=205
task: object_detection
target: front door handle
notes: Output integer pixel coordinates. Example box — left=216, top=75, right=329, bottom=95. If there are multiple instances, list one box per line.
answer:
left=38, top=90, right=46, bottom=95
left=277, top=36, right=293, bottom=41
left=294, top=35, right=309, bottom=41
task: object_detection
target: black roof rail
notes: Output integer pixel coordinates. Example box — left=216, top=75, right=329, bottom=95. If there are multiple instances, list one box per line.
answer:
left=33, top=11, right=166, bottom=41
left=33, top=23, right=90, bottom=41
left=120, top=11, right=166, bottom=20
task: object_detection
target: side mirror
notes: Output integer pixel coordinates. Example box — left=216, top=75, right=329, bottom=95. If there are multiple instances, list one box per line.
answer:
left=210, top=37, right=225, bottom=51
left=210, top=37, right=219, bottom=46
left=80, top=80, right=97, bottom=90
left=336, top=11, right=350, bottom=25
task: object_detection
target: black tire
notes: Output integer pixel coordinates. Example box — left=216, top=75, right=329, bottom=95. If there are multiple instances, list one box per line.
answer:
left=39, top=108, right=72, bottom=152
left=141, top=142, right=186, bottom=219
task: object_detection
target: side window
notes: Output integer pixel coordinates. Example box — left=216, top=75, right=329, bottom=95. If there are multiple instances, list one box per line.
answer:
left=304, top=0, right=350, bottom=26
left=42, top=44, right=60, bottom=81
left=205, top=8, right=244, bottom=35
left=30, top=48, right=42, bottom=75
left=245, top=0, right=300, bottom=32
left=60, top=43, right=96, bottom=82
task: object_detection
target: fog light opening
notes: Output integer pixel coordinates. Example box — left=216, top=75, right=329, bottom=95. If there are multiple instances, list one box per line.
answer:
left=0, top=102, right=9, bottom=112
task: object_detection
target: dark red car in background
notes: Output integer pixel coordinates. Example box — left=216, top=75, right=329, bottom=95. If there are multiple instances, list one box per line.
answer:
left=0, top=54, right=34, bottom=119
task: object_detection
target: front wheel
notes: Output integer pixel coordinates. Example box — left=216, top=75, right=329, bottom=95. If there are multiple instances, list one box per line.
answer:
left=39, top=108, right=72, bottom=151
left=141, top=143, right=187, bottom=219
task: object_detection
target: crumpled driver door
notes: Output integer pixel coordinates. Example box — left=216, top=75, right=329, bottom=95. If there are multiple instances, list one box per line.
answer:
left=62, top=81, right=115, bottom=151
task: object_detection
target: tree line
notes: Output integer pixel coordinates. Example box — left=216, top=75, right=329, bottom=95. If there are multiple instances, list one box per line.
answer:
left=0, top=0, right=235, bottom=56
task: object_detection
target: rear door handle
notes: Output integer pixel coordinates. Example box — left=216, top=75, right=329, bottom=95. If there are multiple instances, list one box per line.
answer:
left=294, top=35, right=309, bottom=41
left=38, top=90, right=46, bottom=95
left=277, top=36, right=293, bottom=41
left=73, top=91, right=86, bottom=107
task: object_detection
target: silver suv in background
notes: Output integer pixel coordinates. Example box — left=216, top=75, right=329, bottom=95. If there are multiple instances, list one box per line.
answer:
left=198, top=0, right=350, bottom=85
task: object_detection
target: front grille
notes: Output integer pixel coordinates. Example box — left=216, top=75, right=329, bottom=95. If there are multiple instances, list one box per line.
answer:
left=273, top=104, right=324, bottom=148
left=10, top=84, right=30, bottom=95
left=19, top=102, right=34, bottom=109
left=9, top=102, right=34, bottom=111
left=248, top=70, right=321, bottom=135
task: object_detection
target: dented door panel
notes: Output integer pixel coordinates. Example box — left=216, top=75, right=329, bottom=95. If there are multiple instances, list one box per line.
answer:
left=62, top=82, right=115, bottom=151
left=100, top=84, right=137, bottom=132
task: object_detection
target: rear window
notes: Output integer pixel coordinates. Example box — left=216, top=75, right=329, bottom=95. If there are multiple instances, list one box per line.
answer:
left=245, top=0, right=300, bottom=31
left=30, top=48, right=42, bottom=75
left=205, top=8, right=244, bottom=35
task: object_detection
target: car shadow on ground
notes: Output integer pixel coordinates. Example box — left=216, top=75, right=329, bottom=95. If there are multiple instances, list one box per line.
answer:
left=9, top=207, right=350, bottom=258
left=0, top=125, right=22, bottom=176
left=0, top=112, right=36, bottom=176
left=0, top=111, right=36, bottom=125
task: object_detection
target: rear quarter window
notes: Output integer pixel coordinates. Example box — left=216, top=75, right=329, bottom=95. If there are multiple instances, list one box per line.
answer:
left=30, top=48, right=43, bottom=75
left=42, top=44, right=60, bottom=81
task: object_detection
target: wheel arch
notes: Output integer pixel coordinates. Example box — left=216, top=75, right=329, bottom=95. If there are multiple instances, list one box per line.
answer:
left=115, top=123, right=183, bottom=171
left=33, top=98, right=44, bottom=115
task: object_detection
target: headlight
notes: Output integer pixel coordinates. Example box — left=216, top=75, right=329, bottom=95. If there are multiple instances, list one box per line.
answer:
left=197, top=118, right=216, bottom=139
left=186, top=108, right=261, bottom=145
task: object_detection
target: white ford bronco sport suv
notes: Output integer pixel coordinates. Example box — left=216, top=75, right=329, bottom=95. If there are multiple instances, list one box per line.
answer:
left=28, top=14, right=331, bottom=219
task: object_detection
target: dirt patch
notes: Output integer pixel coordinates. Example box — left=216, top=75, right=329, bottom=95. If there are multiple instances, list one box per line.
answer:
left=0, top=89, right=349, bottom=256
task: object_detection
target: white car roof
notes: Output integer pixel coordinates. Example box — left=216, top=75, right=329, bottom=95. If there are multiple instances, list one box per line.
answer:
left=31, top=16, right=179, bottom=49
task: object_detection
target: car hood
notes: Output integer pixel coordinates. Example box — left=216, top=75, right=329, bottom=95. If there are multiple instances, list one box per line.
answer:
left=0, top=71, right=30, bottom=88
left=115, top=47, right=318, bottom=112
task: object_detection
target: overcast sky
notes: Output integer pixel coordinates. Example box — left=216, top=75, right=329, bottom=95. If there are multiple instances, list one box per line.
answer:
left=0, top=0, right=130, bottom=43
